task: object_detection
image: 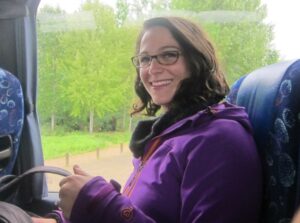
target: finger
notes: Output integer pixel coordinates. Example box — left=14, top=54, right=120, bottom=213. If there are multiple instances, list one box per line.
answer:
left=59, top=200, right=71, bottom=220
left=57, top=194, right=67, bottom=210
left=31, top=217, right=57, bottom=223
left=58, top=187, right=64, bottom=199
left=59, top=179, right=70, bottom=199
left=31, top=217, right=42, bottom=223
left=54, top=199, right=60, bottom=208
left=73, top=165, right=89, bottom=176
left=62, top=209, right=71, bottom=221
left=59, top=176, right=70, bottom=187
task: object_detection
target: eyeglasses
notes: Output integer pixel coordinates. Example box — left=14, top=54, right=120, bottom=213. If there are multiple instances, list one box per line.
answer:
left=131, top=51, right=181, bottom=68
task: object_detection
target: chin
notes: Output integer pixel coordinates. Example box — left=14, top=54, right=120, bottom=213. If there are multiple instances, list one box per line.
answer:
left=152, top=97, right=172, bottom=108
left=153, top=101, right=170, bottom=109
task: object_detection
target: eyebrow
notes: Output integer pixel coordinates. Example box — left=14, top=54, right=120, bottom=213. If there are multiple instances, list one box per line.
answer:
left=139, top=45, right=180, bottom=55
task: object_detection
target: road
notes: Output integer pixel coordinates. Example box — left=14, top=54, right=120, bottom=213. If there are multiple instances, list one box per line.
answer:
left=44, top=144, right=133, bottom=191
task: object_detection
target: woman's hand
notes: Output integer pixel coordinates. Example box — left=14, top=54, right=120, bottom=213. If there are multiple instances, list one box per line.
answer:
left=58, top=165, right=94, bottom=219
left=31, top=217, right=57, bottom=223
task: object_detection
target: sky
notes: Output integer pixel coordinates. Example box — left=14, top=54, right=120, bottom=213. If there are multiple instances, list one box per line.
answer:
left=261, top=0, right=300, bottom=60
left=39, top=0, right=300, bottom=61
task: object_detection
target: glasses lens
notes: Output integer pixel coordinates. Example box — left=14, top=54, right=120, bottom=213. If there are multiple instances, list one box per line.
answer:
left=131, top=56, right=140, bottom=67
left=138, top=55, right=151, bottom=67
left=157, top=51, right=179, bottom=65
left=132, top=55, right=151, bottom=68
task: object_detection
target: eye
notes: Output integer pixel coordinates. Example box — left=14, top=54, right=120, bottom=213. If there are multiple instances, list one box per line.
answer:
left=139, top=55, right=151, bottom=64
left=160, top=51, right=178, bottom=61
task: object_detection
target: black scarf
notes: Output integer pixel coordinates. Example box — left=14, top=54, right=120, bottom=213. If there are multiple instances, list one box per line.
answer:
left=129, top=104, right=205, bottom=158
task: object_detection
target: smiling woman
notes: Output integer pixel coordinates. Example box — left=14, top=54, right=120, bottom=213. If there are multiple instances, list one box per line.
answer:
left=2, top=0, right=300, bottom=223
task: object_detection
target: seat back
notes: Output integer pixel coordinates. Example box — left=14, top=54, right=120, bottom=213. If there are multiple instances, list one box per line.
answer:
left=227, top=59, right=300, bottom=222
left=0, top=68, right=24, bottom=176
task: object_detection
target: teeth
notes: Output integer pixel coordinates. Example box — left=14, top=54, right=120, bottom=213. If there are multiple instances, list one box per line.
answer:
left=151, top=80, right=171, bottom=87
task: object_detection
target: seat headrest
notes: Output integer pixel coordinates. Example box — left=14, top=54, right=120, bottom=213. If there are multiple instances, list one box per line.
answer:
left=227, top=59, right=300, bottom=222
left=0, top=68, right=24, bottom=175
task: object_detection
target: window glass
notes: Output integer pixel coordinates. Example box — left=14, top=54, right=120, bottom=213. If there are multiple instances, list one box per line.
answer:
left=37, top=0, right=300, bottom=191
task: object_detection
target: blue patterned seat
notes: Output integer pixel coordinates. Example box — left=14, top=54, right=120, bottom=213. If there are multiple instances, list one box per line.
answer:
left=0, top=68, right=24, bottom=176
left=227, top=59, right=300, bottom=222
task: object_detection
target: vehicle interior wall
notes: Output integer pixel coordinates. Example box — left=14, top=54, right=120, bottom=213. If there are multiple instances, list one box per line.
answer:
left=0, top=0, right=47, bottom=205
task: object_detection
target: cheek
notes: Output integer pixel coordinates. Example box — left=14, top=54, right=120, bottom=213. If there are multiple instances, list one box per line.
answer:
left=177, top=68, right=190, bottom=81
left=139, top=69, right=148, bottom=84
left=177, top=60, right=190, bottom=79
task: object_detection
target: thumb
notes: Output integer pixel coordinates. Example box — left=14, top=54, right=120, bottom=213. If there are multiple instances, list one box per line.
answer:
left=73, top=164, right=89, bottom=176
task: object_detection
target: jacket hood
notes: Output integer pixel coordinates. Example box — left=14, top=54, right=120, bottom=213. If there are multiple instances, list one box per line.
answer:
left=163, top=102, right=253, bottom=136
left=130, top=102, right=252, bottom=158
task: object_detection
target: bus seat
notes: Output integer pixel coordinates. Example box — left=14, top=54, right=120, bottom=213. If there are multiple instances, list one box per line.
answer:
left=226, top=59, right=300, bottom=222
left=0, top=68, right=24, bottom=176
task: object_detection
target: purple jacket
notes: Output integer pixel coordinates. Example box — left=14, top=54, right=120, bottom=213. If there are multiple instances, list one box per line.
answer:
left=53, top=102, right=262, bottom=223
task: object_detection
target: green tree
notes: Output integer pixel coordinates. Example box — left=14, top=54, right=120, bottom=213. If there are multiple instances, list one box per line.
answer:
left=37, top=6, right=69, bottom=131
left=58, top=0, right=136, bottom=133
left=170, top=0, right=279, bottom=83
left=37, top=3, right=136, bottom=133
left=116, top=0, right=129, bottom=26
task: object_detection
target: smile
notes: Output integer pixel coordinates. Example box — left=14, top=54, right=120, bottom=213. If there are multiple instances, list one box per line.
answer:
left=151, top=79, right=172, bottom=87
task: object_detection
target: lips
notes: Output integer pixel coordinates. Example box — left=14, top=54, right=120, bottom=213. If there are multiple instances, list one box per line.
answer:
left=151, top=79, right=172, bottom=87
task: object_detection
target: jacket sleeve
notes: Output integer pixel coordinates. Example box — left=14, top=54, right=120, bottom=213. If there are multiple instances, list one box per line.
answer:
left=46, top=210, right=70, bottom=223
left=69, top=176, right=158, bottom=223
left=179, top=120, right=262, bottom=223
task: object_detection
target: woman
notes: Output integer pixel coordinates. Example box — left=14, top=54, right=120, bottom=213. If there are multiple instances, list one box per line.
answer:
left=33, top=16, right=262, bottom=223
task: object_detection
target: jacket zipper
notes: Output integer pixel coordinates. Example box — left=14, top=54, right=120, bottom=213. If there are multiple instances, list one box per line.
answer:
left=123, top=137, right=161, bottom=197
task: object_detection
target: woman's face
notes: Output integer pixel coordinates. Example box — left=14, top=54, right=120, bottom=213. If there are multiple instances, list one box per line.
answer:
left=139, top=26, right=190, bottom=110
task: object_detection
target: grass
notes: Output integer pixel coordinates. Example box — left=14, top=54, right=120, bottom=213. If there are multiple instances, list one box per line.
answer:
left=42, top=131, right=131, bottom=160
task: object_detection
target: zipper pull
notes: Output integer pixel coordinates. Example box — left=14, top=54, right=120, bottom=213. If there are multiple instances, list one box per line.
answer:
left=138, top=162, right=144, bottom=171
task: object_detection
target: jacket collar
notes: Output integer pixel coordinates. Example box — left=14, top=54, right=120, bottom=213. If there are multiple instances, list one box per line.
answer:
left=129, top=103, right=219, bottom=158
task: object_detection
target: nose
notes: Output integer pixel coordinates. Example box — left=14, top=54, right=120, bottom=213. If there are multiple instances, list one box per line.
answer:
left=148, top=57, right=163, bottom=74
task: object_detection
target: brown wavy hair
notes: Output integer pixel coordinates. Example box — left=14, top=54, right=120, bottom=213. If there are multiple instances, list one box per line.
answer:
left=131, top=16, right=229, bottom=116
